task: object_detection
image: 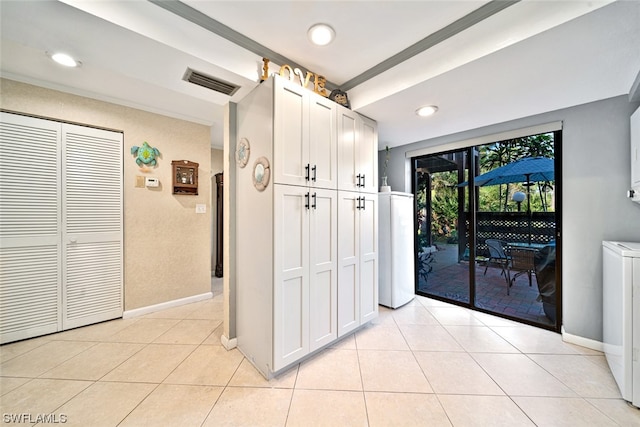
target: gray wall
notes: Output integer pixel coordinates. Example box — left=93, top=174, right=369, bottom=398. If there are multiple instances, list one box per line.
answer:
left=380, top=94, right=640, bottom=342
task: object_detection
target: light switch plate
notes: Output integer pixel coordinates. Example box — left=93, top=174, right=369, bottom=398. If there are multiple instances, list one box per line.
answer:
left=135, top=176, right=145, bottom=188
left=196, top=204, right=206, bottom=214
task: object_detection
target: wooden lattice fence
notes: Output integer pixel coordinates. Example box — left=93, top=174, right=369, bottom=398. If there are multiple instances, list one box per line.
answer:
left=464, top=211, right=556, bottom=257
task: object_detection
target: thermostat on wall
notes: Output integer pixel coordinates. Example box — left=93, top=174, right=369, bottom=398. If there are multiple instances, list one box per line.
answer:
left=145, top=177, right=159, bottom=187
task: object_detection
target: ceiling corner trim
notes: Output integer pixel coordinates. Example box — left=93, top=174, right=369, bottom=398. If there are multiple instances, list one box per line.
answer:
left=340, top=0, right=521, bottom=91
left=148, top=0, right=339, bottom=90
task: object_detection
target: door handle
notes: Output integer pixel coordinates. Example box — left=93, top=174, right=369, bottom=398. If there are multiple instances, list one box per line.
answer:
left=69, top=237, right=77, bottom=244
left=312, top=193, right=317, bottom=209
left=361, top=196, right=366, bottom=210
left=312, top=165, right=317, bottom=182
left=305, top=192, right=310, bottom=210
left=361, top=174, right=366, bottom=188
left=356, top=196, right=361, bottom=210
left=356, top=174, right=361, bottom=187
left=305, top=164, right=310, bottom=181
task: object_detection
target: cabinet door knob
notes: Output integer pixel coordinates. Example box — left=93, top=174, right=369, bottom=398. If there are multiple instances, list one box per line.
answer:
left=361, top=196, right=366, bottom=210
left=311, top=165, right=317, bottom=182
left=356, top=197, right=361, bottom=210
left=356, top=174, right=361, bottom=187
left=305, top=192, right=310, bottom=210
left=362, top=174, right=366, bottom=188
left=312, top=193, right=317, bottom=209
left=69, top=238, right=77, bottom=244
left=305, top=164, right=310, bottom=181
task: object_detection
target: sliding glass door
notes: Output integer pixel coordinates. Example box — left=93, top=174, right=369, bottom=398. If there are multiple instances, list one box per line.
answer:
left=413, top=132, right=561, bottom=331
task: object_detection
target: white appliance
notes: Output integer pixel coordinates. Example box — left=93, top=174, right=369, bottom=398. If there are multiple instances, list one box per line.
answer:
left=379, top=192, right=415, bottom=308
left=603, top=241, right=640, bottom=408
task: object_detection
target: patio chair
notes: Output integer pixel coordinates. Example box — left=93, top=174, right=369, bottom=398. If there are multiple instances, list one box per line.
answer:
left=483, top=239, right=509, bottom=277
left=506, top=246, right=536, bottom=295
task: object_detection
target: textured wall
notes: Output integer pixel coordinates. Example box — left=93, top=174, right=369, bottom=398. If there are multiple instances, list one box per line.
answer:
left=0, top=78, right=212, bottom=310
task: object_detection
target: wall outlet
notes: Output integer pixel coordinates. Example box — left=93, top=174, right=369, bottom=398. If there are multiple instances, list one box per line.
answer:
left=196, top=204, right=206, bottom=214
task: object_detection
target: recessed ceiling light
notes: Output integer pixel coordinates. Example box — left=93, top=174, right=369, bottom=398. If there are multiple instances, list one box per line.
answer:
left=50, top=52, right=81, bottom=67
left=308, top=24, right=335, bottom=46
left=416, top=105, right=438, bottom=117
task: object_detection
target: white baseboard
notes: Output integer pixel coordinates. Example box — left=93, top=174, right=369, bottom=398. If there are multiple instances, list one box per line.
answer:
left=221, top=334, right=237, bottom=350
left=562, top=327, right=604, bottom=352
left=123, top=292, right=213, bottom=319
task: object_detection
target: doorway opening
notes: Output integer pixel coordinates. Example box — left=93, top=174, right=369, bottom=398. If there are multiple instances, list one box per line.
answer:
left=413, top=131, right=561, bottom=331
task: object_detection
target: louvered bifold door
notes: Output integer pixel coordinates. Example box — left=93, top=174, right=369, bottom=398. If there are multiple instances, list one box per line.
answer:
left=0, top=113, right=62, bottom=344
left=62, top=124, right=123, bottom=329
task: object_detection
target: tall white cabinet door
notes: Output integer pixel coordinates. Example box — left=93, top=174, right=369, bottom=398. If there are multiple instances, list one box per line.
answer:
left=359, top=195, right=378, bottom=323
left=274, top=79, right=309, bottom=187
left=62, top=124, right=123, bottom=329
left=274, top=184, right=310, bottom=370
left=309, top=96, right=336, bottom=190
left=337, top=108, right=359, bottom=192
left=337, top=191, right=360, bottom=337
left=309, top=189, right=337, bottom=351
left=0, top=113, right=62, bottom=344
left=359, top=117, right=378, bottom=194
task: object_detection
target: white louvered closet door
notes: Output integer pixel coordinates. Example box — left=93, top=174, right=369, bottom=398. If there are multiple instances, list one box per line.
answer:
left=0, top=112, right=123, bottom=344
left=0, top=113, right=62, bottom=344
left=62, top=124, right=123, bottom=329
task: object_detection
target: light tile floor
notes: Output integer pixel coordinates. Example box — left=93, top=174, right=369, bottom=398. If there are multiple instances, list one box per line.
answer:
left=1, top=280, right=639, bottom=426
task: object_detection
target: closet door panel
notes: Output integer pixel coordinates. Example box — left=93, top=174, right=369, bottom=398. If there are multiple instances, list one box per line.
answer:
left=309, top=189, right=337, bottom=351
left=273, top=184, right=309, bottom=370
left=309, top=96, right=336, bottom=189
left=0, top=113, right=61, bottom=344
left=62, top=125, right=123, bottom=329
left=337, top=191, right=360, bottom=337
left=274, top=79, right=309, bottom=187
left=359, top=195, right=378, bottom=323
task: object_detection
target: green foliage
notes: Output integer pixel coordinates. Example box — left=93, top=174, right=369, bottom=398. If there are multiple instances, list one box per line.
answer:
left=415, top=132, right=555, bottom=249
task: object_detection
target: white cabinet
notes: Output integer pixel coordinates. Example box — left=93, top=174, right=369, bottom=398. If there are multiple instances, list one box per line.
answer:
left=337, top=191, right=378, bottom=337
left=337, top=107, right=378, bottom=193
left=273, top=185, right=337, bottom=370
left=235, top=75, right=375, bottom=378
left=274, top=77, right=336, bottom=189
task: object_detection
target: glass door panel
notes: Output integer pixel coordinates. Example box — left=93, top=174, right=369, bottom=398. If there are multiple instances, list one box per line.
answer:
left=415, top=151, right=471, bottom=304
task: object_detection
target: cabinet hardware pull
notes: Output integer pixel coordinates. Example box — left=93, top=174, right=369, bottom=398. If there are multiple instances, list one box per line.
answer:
left=362, top=174, right=366, bottom=188
left=305, top=192, right=310, bottom=209
left=356, top=196, right=361, bottom=210
left=361, top=196, right=366, bottom=210
left=356, top=174, right=361, bottom=187
left=305, top=164, right=310, bottom=181
left=312, top=193, right=317, bottom=209
left=312, top=165, right=317, bottom=182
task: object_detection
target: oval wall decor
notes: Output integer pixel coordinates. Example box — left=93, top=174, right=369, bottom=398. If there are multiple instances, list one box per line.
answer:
left=236, top=137, right=250, bottom=168
left=252, top=156, right=270, bottom=191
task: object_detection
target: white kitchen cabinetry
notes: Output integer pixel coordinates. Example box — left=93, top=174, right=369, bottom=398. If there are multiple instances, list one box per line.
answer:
left=337, top=191, right=378, bottom=337
left=631, top=108, right=640, bottom=188
left=236, top=75, right=376, bottom=378
left=274, top=185, right=337, bottom=369
left=337, top=107, right=378, bottom=193
left=273, top=77, right=336, bottom=190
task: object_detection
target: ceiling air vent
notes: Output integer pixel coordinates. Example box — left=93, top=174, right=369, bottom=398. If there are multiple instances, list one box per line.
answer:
left=183, top=68, right=240, bottom=96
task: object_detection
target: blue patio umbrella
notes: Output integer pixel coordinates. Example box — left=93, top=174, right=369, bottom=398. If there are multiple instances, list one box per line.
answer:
left=461, top=156, right=555, bottom=244
left=472, top=157, right=554, bottom=189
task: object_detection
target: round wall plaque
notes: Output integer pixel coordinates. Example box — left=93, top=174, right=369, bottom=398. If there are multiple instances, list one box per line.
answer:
left=236, top=137, right=250, bottom=168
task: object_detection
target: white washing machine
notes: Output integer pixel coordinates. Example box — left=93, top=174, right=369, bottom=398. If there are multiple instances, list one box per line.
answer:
left=602, top=241, right=640, bottom=408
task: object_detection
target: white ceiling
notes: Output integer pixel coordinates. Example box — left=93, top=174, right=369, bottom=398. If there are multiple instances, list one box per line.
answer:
left=1, top=0, right=639, bottom=150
